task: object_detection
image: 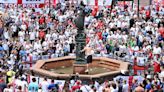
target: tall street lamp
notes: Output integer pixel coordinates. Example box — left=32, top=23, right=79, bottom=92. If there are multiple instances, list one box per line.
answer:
left=49, top=0, right=50, bottom=9
left=149, top=0, right=152, bottom=5
left=137, top=0, right=140, bottom=17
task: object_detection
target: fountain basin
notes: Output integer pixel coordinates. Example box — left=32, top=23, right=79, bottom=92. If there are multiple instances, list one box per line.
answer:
left=30, top=56, right=129, bottom=80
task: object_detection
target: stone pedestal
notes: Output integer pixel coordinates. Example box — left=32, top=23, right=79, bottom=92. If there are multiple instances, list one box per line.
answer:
left=73, top=64, right=87, bottom=74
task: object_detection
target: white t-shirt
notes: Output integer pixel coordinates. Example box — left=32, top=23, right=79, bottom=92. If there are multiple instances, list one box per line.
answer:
left=2, top=43, right=9, bottom=50
left=15, top=79, right=22, bottom=88
left=21, top=80, right=28, bottom=91
left=119, top=45, right=126, bottom=50
left=58, top=15, right=64, bottom=22
left=46, top=34, right=51, bottom=41
left=40, top=81, right=49, bottom=92
left=34, top=42, right=42, bottom=53
left=29, top=31, right=36, bottom=40
left=122, top=84, right=129, bottom=92
left=132, top=46, right=139, bottom=51
left=122, top=35, right=128, bottom=42
left=117, top=21, right=121, bottom=28
left=18, top=31, right=25, bottom=37
left=85, top=16, right=91, bottom=25
left=18, top=31, right=25, bottom=43
left=110, top=87, right=118, bottom=92
left=80, top=85, right=91, bottom=92
left=42, top=41, right=49, bottom=49
left=52, top=33, right=58, bottom=40
left=97, top=85, right=103, bottom=92
left=21, top=24, right=27, bottom=30
left=146, top=45, right=152, bottom=50
left=11, top=25, right=17, bottom=32
left=3, top=88, right=13, bottom=92
left=138, top=35, right=143, bottom=42
left=153, top=47, right=161, bottom=54
left=4, top=31, right=10, bottom=39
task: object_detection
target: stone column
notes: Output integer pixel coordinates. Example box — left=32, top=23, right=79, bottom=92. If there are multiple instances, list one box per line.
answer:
left=73, top=1, right=87, bottom=74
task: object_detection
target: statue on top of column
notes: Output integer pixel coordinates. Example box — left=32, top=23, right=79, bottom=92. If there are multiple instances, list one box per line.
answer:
left=74, top=1, right=87, bottom=31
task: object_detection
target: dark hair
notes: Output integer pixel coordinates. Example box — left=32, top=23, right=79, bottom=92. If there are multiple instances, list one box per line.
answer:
left=91, top=85, right=95, bottom=89
left=18, top=86, right=22, bottom=90
left=112, top=83, right=117, bottom=89
left=51, top=80, right=54, bottom=83
left=44, top=78, right=47, bottom=81
left=32, top=78, right=36, bottom=82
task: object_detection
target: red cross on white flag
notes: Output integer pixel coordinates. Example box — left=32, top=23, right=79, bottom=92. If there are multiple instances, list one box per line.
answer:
left=0, top=0, right=45, bottom=4
left=83, top=0, right=112, bottom=6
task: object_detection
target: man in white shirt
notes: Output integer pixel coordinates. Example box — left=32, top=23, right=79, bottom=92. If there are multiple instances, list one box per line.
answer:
left=3, top=29, right=10, bottom=40
left=19, top=77, right=28, bottom=91
left=29, top=30, right=36, bottom=43
left=110, top=83, right=118, bottom=92
left=18, top=30, right=25, bottom=43
left=153, top=45, right=161, bottom=55
left=80, top=84, right=91, bottom=92
left=34, top=41, right=42, bottom=54
left=40, top=78, right=49, bottom=92
left=122, top=80, right=129, bottom=92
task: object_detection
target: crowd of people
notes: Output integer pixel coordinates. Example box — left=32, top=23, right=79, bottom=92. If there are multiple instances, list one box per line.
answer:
left=0, top=0, right=164, bottom=92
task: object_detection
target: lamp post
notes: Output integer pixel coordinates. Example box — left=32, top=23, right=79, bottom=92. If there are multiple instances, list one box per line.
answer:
left=137, top=0, right=140, bottom=17
left=49, top=0, right=50, bottom=9
left=132, top=0, right=134, bottom=10
left=149, top=0, right=152, bottom=5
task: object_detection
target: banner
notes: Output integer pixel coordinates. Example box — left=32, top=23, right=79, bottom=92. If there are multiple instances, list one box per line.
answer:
left=88, top=0, right=95, bottom=5
left=0, top=0, right=17, bottom=3
left=22, top=0, right=45, bottom=4
left=83, top=0, right=88, bottom=5
left=104, top=0, right=112, bottom=6
left=152, top=0, right=164, bottom=5
left=98, top=0, right=104, bottom=6
left=85, top=0, right=112, bottom=6
left=113, top=76, right=144, bottom=84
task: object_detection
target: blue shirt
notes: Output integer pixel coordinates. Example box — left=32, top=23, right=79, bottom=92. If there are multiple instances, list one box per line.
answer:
left=48, top=83, right=58, bottom=90
left=28, top=82, right=39, bottom=92
left=19, top=50, right=26, bottom=56
left=145, top=84, right=151, bottom=90
left=2, top=44, right=8, bottom=50
left=0, top=46, right=4, bottom=51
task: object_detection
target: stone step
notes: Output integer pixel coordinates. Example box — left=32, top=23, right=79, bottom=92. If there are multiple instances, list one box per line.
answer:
left=99, top=61, right=120, bottom=68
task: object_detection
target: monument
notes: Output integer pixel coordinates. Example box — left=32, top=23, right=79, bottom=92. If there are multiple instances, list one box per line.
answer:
left=73, top=1, right=88, bottom=74
left=30, top=1, right=129, bottom=81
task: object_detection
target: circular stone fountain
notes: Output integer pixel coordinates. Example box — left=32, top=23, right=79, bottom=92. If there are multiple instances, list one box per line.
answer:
left=30, top=56, right=129, bottom=80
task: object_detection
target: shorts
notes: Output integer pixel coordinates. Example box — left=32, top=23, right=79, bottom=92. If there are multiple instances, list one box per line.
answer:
left=87, top=55, right=92, bottom=64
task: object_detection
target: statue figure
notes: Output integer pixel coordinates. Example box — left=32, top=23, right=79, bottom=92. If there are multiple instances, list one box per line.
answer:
left=74, top=1, right=86, bottom=31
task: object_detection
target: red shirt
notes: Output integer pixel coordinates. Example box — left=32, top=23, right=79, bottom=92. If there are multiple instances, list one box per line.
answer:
left=96, top=31, right=102, bottom=40
left=156, top=5, right=159, bottom=11
left=39, top=31, right=45, bottom=39
left=86, top=37, right=90, bottom=44
left=97, top=22, right=104, bottom=29
left=148, top=52, right=153, bottom=59
left=153, top=62, right=161, bottom=73
left=128, top=76, right=133, bottom=89
left=159, top=27, right=164, bottom=38
left=39, top=17, right=44, bottom=24
left=72, top=85, right=81, bottom=91
left=24, top=22, right=29, bottom=29
left=146, top=10, right=151, bottom=18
